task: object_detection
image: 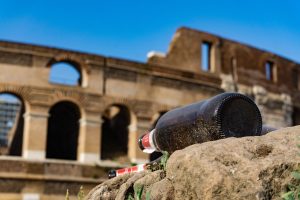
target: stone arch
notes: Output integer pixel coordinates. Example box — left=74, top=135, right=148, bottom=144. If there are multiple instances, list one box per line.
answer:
left=292, top=106, right=300, bottom=126
left=100, top=104, right=135, bottom=162
left=0, top=85, right=30, bottom=112
left=149, top=110, right=167, bottom=161
left=258, top=52, right=276, bottom=67
left=50, top=97, right=86, bottom=119
left=49, top=62, right=82, bottom=86
left=0, top=92, right=26, bottom=156
left=46, top=101, right=81, bottom=160
left=47, top=54, right=89, bottom=87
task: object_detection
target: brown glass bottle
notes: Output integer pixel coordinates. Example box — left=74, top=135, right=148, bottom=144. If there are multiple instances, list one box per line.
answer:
left=139, top=92, right=262, bottom=154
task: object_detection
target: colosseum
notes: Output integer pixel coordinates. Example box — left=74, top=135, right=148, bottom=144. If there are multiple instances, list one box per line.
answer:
left=0, top=27, right=299, bottom=199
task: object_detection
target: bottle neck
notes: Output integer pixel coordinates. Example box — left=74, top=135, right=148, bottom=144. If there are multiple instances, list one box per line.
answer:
left=139, top=129, right=157, bottom=153
left=108, top=164, right=146, bottom=178
left=108, top=156, right=163, bottom=178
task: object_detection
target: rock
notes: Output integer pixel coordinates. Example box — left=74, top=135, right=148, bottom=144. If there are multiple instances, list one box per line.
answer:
left=86, top=173, right=133, bottom=200
left=115, top=171, right=148, bottom=200
left=86, top=126, right=300, bottom=200
left=149, top=178, right=174, bottom=200
left=166, top=127, right=300, bottom=200
left=133, top=170, right=166, bottom=199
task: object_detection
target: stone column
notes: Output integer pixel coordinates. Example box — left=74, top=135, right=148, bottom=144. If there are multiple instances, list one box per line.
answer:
left=22, top=106, right=49, bottom=159
left=128, top=116, right=152, bottom=164
left=220, top=74, right=236, bottom=92
left=211, top=40, right=222, bottom=74
left=281, top=93, right=293, bottom=126
left=78, top=112, right=101, bottom=163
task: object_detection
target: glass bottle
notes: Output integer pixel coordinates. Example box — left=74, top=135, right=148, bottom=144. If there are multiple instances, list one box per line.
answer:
left=139, top=92, right=262, bottom=154
left=108, top=157, right=162, bottom=178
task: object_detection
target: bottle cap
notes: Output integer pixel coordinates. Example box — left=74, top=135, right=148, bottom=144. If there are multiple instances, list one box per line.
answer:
left=108, top=170, right=116, bottom=179
left=138, top=134, right=145, bottom=151
left=138, top=129, right=156, bottom=153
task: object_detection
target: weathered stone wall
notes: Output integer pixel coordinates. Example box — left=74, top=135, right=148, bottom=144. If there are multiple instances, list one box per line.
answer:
left=148, top=27, right=299, bottom=128
left=0, top=157, right=112, bottom=200
left=0, top=39, right=222, bottom=164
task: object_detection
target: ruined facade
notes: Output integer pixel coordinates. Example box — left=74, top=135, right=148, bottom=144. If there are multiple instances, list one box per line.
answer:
left=0, top=27, right=299, bottom=199
left=148, top=27, right=299, bottom=127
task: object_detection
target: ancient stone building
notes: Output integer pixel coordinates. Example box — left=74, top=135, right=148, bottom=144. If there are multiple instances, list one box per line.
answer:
left=0, top=27, right=299, bottom=199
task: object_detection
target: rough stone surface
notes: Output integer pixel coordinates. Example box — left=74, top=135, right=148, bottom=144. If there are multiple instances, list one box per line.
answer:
left=133, top=170, right=166, bottom=199
left=87, top=173, right=134, bottom=200
left=116, top=171, right=148, bottom=200
left=86, top=126, right=300, bottom=200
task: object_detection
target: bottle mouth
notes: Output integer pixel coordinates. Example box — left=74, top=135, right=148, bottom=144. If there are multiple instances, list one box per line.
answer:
left=108, top=170, right=116, bottom=179
left=138, top=130, right=156, bottom=153
left=216, top=94, right=262, bottom=137
left=138, top=134, right=145, bottom=151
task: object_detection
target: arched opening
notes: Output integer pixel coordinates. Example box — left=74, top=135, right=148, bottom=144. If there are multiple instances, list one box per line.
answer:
left=0, top=93, right=25, bottom=156
left=101, top=105, right=131, bottom=162
left=292, top=106, right=300, bottom=126
left=149, top=111, right=167, bottom=161
left=46, top=101, right=81, bottom=160
left=49, top=61, right=82, bottom=86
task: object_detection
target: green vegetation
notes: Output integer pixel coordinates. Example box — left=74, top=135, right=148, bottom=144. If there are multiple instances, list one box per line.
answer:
left=126, top=184, right=144, bottom=200
left=147, top=151, right=170, bottom=172
left=126, top=152, right=169, bottom=199
left=145, top=190, right=151, bottom=200
left=160, top=151, right=169, bottom=171
left=282, top=141, right=300, bottom=200
left=126, top=194, right=134, bottom=200
left=77, top=186, right=85, bottom=200
left=65, top=189, right=69, bottom=200
left=65, top=186, right=85, bottom=200
left=282, top=170, right=300, bottom=200
left=134, top=184, right=144, bottom=200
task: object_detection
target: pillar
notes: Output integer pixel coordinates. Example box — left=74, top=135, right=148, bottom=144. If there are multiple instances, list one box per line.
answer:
left=220, top=73, right=236, bottom=92
left=281, top=93, right=293, bottom=126
left=128, top=116, right=152, bottom=164
left=22, top=106, right=49, bottom=159
left=78, top=112, right=101, bottom=163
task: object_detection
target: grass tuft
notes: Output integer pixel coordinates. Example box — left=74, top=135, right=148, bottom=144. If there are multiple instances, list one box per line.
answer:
left=134, top=184, right=144, bottom=200
left=77, top=186, right=85, bottom=200
left=282, top=138, right=300, bottom=200
left=65, top=189, right=69, bottom=200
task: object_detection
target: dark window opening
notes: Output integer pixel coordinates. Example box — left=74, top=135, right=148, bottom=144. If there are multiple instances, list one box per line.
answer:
left=49, top=62, right=82, bottom=86
left=101, top=105, right=131, bottom=161
left=46, top=101, right=80, bottom=160
left=0, top=93, right=24, bottom=156
left=201, top=42, right=212, bottom=72
left=292, top=69, right=300, bottom=90
left=265, top=61, right=276, bottom=82
left=149, top=111, right=167, bottom=161
left=293, top=107, right=300, bottom=126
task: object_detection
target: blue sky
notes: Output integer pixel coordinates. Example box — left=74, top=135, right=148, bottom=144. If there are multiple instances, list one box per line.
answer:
left=0, top=0, right=299, bottom=63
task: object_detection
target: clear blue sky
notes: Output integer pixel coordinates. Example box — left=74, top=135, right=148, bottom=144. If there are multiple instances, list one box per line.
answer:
left=0, top=0, right=299, bottom=63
